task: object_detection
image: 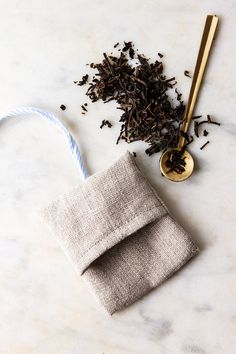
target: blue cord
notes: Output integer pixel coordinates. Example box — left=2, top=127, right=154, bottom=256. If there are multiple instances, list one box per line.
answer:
left=0, top=106, right=89, bottom=181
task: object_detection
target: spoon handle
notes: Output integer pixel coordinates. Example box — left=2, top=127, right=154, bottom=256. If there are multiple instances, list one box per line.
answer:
left=178, top=15, right=219, bottom=149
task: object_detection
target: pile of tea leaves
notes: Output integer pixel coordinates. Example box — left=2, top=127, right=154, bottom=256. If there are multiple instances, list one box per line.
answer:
left=75, top=41, right=220, bottom=168
left=76, top=41, right=185, bottom=155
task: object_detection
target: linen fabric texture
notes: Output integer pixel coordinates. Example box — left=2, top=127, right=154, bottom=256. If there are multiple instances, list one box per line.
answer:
left=43, top=152, right=199, bottom=314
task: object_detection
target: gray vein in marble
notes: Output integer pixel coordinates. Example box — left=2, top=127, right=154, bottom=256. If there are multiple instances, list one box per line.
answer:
left=183, top=343, right=207, bottom=354
left=194, top=304, right=213, bottom=313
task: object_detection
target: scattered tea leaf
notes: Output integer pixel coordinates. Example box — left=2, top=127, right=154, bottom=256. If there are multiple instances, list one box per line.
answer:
left=207, top=114, right=221, bottom=126
left=129, top=46, right=135, bottom=59
left=175, top=88, right=182, bottom=101
left=198, top=115, right=221, bottom=127
left=100, top=120, right=112, bottom=129
left=60, top=104, right=66, bottom=111
left=78, top=74, right=89, bottom=86
left=81, top=104, right=88, bottom=112
left=200, top=140, right=210, bottom=150
left=194, top=121, right=199, bottom=138
left=122, top=41, right=132, bottom=52
left=181, top=131, right=192, bottom=143
left=184, top=70, right=191, bottom=78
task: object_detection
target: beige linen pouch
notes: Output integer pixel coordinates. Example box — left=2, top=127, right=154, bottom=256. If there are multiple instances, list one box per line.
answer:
left=43, top=151, right=199, bottom=314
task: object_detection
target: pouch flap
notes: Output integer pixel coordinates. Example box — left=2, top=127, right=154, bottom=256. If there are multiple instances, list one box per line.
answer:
left=43, top=152, right=167, bottom=274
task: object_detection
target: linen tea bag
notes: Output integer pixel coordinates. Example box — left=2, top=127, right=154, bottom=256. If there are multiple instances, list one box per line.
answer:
left=1, top=107, right=199, bottom=315
left=43, top=152, right=199, bottom=314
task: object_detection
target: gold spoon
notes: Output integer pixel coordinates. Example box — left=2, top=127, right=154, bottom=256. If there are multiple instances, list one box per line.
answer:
left=160, top=15, right=219, bottom=182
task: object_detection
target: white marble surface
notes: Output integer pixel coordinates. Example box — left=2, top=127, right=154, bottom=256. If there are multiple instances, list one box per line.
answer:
left=0, top=0, right=236, bottom=353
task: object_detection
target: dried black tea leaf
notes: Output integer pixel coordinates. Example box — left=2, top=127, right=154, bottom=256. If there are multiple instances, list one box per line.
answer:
left=158, top=52, right=164, bottom=58
left=122, top=41, right=132, bottom=52
left=203, top=129, right=209, bottom=136
left=77, top=74, right=89, bottom=86
left=60, top=104, right=66, bottom=111
left=184, top=70, right=191, bottom=78
left=200, top=141, right=210, bottom=150
left=181, top=131, right=192, bottom=143
left=132, top=152, right=137, bottom=157
left=184, top=135, right=194, bottom=147
left=198, top=115, right=221, bottom=127
left=81, top=104, right=88, bottom=112
left=194, top=121, right=199, bottom=137
left=175, top=88, right=182, bottom=101
left=166, top=149, right=186, bottom=174
left=207, top=114, right=221, bottom=126
left=129, top=46, right=135, bottom=59
left=100, top=120, right=112, bottom=129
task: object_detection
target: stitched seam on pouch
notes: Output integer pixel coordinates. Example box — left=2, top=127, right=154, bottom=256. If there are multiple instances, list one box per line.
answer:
left=79, top=207, right=168, bottom=263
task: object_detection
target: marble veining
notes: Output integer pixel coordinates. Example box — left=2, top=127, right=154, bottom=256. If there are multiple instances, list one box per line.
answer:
left=0, top=0, right=236, bottom=353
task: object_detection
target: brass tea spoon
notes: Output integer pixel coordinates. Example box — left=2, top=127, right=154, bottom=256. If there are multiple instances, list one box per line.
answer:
left=160, top=15, right=219, bottom=182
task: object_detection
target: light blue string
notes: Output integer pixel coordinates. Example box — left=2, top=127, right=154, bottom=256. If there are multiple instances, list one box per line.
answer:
left=0, top=106, right=89, bottom=181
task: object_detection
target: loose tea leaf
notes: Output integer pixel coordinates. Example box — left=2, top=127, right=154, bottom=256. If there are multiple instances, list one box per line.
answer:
left=198, top=115, right=221, bottom=127
left=184, top=70, right=191, bottom=78
left=200, top=141, right=210, bottom=150
left=184, top=135, right=194, bottom=148
left=181, top=131, right=192, bottom=144
left=81, top=104, right=88, bottom=112
left=194, top=121, right=199, bottom=137
left=203, top=129, right=209, bottom=136
left=77, top=74, right=89, bottom=86
left=100, top=120, right=112, bottom=129
left=175, top=88, right=182, bottom=101
left=79, top=41, right=185, bottom=156
left=166, top=149, right=186, bottom=174
left=60, top=104, right=66, bottom=111
left=207, top=114, right=221, bottom=126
